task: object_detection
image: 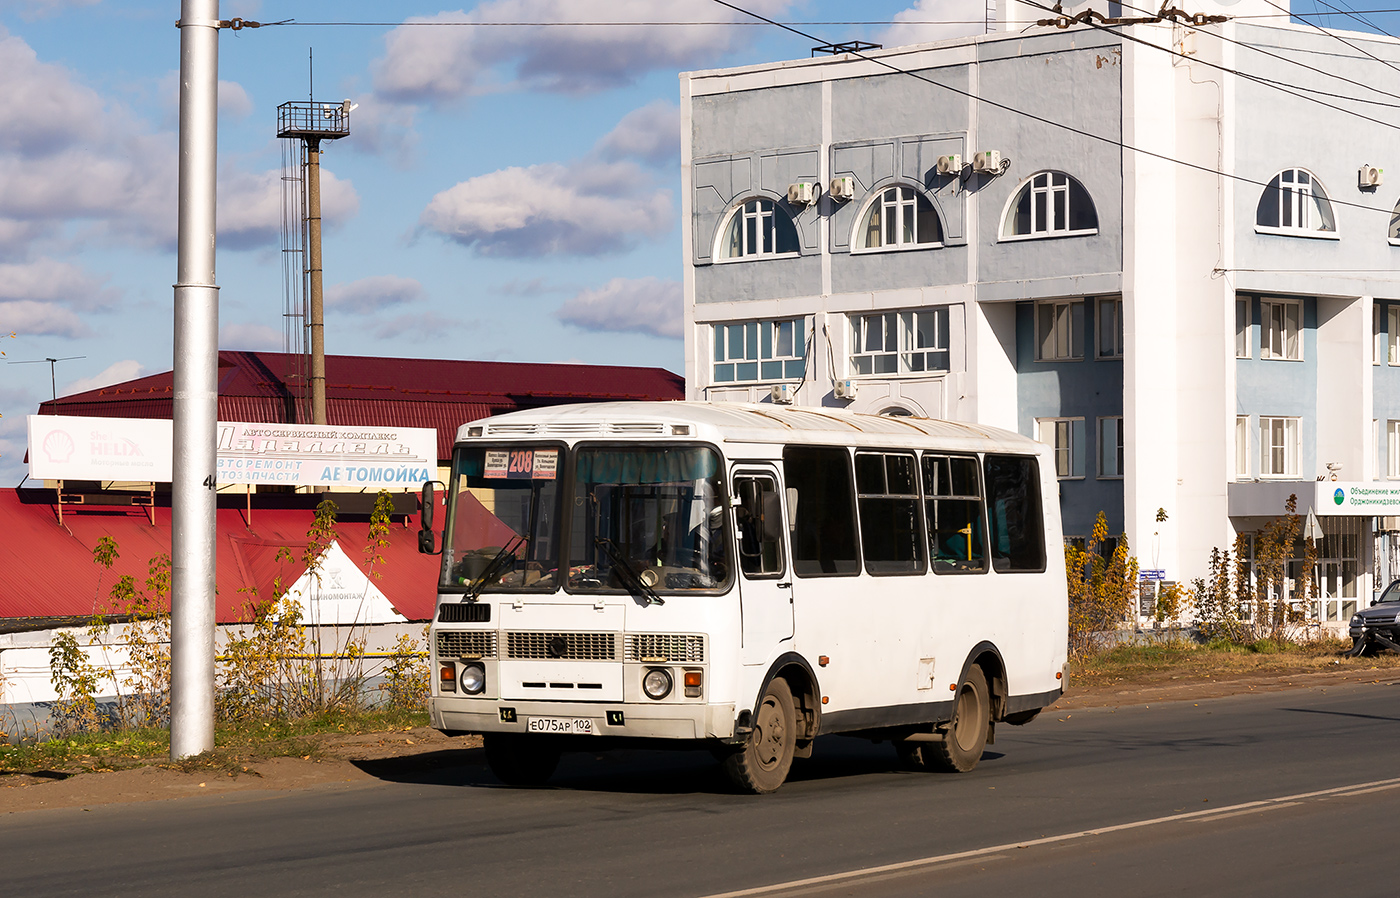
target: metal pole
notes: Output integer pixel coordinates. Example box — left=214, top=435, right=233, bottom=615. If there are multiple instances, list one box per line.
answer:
left=171, top=0, right=220, bottom=760
left=306, top=137, right=327, bottom=425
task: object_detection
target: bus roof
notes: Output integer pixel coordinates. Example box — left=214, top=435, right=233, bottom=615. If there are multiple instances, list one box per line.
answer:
left=459, top=401, right=1044, bottom=456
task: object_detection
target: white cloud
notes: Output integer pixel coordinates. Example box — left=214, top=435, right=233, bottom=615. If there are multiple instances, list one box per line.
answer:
left=0, top=300, right=90, bottom=338
left=340, top=92, right=419, bottom=167
left=597, top=100, right=680, bottom=168
left=218, top=80, right=254, bottom=120
left=0, top=258, right=113, bottom=309
left=373, top=312, right=465, bottom=341
left=220, top=322, right=280, bottom=351
left=373, top=0, right=797, bottom=101
left=218, top=166, right=360, bottom=251
left=556, top=277, right=682, bottom=339
left=879, top=0, right=990, bottom=48
left=421, top=159, right=670, bottom=256
left=62, top=360, right=146, bottom=397
left=326, top=276, right=424, bottom=314
left=0, top=28, right=105, bottom=156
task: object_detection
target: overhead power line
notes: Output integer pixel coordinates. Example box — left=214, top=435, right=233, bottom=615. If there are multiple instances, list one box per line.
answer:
left=705, top=0, right=1397, bottom=219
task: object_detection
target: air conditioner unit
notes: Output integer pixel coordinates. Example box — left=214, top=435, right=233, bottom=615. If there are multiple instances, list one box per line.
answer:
left=770, top=383, right=796, bottom=404
left=833, top=379, right=858, bottom=401
left=829, top=176, right=856, bottom=201
left=1360, top=164, right=1384, bottom=188
left=972, top=150, right=1002, bottom=173
left=936, top=154, right=963, bottom=176
left=787, top=182, right=817, bottom=206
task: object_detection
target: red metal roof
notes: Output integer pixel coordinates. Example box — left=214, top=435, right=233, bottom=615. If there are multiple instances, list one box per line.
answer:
left=38, top=351, right=684, bottom=460
left=0, top=489, right=439, bottom=623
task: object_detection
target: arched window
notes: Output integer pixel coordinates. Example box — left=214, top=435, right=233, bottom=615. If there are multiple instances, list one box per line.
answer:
left=855, top=185, right=942, bottom=251
left=719, top=198, right=800, bottom=259
left=1386, top=198, right=1400, bottom=244
left=1256, top=169, right=1336, bottom=236
left=1001, top=171, right=1098, bottom=239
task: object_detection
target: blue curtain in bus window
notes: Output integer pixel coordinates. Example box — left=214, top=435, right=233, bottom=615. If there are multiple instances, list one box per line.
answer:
left=984, top=454, right=1046, bottom=573
left=783, top=446, right=861, bottom=576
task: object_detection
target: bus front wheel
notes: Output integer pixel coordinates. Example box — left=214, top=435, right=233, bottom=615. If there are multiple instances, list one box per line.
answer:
left=484, top=733, right=561, bottom=787
left=721, top=677, right=797, bottom=793
left=927, top=666, right=990, bottom=773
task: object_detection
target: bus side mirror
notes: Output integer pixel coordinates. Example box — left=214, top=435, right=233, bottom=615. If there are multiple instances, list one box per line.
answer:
left=418, top=481, right=440, bottom=554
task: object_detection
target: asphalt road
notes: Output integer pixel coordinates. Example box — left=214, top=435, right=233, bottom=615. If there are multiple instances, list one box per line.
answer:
left=6, top=681, right=1400, bottom=897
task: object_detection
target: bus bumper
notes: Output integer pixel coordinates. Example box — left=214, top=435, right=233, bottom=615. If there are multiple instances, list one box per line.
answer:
left=431, top=697, right=737, bottom=741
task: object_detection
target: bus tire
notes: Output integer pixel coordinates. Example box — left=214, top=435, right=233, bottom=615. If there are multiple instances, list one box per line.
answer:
left=721, top=677, right=796, bottom=793
left=927, top=666, right=990, bottom=773
left=484, top=733, right=561, bottom=787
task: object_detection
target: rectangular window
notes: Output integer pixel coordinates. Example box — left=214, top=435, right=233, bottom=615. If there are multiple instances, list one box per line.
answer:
left=1037, top=417, right=1085, bottom=479
left=1389, top=306, right=1400, bottom=365
left=1260, top=299, right=1302, bottom=360
left=1236, top=416, right=1250, bottom=480
left=1375, top=419, right=1381, bottom=481
left=984, top=454, right=1046, bottom=573
left=713, top=318, right=806, bottom=383
left=1389, top=421, right=1400, bottom=479
left=923, top=454, right=987, bottom=573
left=1259, top=416, right=1300, bottom=477
left=1097, top=298, right=1124, bottom=359
left=1375, top=303, right=1384, bottom=365
left=1097, top=417, right=1124, bottom=478
left=1036, top=300, right=1084, bottom=361
left=1237, top=298, right=1251, bottom=359
left=784, top=446, right=861, bottom=577
left=733, top=474, right=785, bottom=578
left=850, top=308, right=950, bottom=376
left=854, top=452, right=926, bottom=575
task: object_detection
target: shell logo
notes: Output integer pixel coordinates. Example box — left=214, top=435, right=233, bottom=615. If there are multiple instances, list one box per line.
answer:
left=42, top=429, right=75, bottom=464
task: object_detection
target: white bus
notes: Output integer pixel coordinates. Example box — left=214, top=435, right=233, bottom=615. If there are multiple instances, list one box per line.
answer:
left=419, top=401, right=1067, bottom=792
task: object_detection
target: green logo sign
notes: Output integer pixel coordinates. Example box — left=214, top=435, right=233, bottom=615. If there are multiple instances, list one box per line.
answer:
left=1334, top=488, right=1345, bottom=506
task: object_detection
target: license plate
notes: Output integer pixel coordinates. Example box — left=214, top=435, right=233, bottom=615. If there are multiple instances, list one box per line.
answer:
left=526, top=716, right=594, bottom=735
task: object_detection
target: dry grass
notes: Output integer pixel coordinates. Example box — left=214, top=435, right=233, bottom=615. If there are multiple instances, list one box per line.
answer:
left=1070, top=636, right=1400, bottom=690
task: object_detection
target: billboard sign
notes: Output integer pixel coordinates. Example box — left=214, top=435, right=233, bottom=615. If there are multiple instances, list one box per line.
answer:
left=28, top=416, right=437, bottom=488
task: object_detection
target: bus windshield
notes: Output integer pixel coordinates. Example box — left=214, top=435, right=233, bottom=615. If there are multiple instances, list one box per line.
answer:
left=441, top=446, right=562, bottom=592
left=567, top=445, right=729, bottom=594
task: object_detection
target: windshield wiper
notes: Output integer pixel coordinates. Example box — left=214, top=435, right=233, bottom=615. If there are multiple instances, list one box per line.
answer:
left=594, top=537, right=664, bottom=606
left=468, top=534, right=526, bottom=601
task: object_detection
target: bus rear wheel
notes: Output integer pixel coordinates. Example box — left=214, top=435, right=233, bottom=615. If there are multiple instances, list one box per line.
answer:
left=484, top=733, right=561, bottom=787
left=926, top=666, right=990, bottom=773
left=721, top=677, right=797, bottom=793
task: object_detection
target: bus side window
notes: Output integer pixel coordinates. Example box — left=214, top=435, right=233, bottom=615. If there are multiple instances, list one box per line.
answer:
left=855, top=451, right=925, bottom=575
left=922, top=454, right=988, bottom=574
left=734, top=475, right=785, bottom=578
left=983, top=454, right=1046, bottom=573
left=783, top=446, right=861, bottom=577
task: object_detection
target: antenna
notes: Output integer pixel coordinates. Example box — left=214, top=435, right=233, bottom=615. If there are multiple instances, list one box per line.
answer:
left=7, top=355, right=86, bottom=401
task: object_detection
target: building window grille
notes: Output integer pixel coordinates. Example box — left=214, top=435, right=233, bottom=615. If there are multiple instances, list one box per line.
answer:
left=713, top=318, right=806, bottom=383
left=1035, top=300, right=1084, bottom=361
left=1260, top=299, right=1302, bottom=360
left=1002, top=171, right=1098, bottom=239
left=1236, top=416, right=1250, bottom=480
left=1097, top=417, right=1124, bottom=478
left=719, top=198, right=800, bottom=259
left=1037, top=417, right=1085, bottom=479
left=1237, top=298, right=1251, bottom=359
left=1255, top=168, right=1337, bottom=236
left=855, top=186, right=942, bottom=251
left=850, top=308, right=950, bottom=376
left=1097, top=298, right=1123, bottom=359
left=1259, top=416, right=1300, bottom=478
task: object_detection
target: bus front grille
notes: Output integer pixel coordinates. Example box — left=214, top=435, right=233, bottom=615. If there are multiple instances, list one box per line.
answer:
left=624, top=634, right=706, bottom=663
left=437, top=630, right=498, bottom=659
left=506, top=631, right=619, bottom=661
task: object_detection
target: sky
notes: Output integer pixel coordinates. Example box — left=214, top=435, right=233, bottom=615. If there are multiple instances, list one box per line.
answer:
left=0, top=0, right=1387, bottom=485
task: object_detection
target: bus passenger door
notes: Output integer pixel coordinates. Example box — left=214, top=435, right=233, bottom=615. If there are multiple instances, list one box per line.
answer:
left=732, top=467, right=794, bottom=665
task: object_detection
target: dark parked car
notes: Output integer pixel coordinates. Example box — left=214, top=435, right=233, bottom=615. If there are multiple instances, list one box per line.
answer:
left=1348, top=580, right=1400, bottom=655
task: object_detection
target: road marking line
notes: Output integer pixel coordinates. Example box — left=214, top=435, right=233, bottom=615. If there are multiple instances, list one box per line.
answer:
left=688, top=776, right=1400, bottom=898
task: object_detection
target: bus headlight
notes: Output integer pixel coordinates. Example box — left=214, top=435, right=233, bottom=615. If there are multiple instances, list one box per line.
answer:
left=642, top=667, right=673, bottom=700
left=460, top=662, right=487, bottom=695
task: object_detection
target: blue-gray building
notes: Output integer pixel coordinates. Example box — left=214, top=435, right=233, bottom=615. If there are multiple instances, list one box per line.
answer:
left=681, top=0, right=1400, bottom=627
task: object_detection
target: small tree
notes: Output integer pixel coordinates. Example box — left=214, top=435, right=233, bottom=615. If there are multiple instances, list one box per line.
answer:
left=1066, top=511, right=1140, bottom=658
